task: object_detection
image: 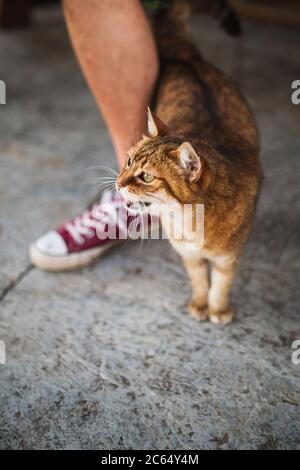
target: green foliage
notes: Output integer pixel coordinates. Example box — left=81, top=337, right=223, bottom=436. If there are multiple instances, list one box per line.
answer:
left=142, top=0, right=172, bottom=11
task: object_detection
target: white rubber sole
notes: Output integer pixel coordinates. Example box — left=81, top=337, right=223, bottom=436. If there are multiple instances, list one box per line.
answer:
left=29, top=241, right=118, bottom=272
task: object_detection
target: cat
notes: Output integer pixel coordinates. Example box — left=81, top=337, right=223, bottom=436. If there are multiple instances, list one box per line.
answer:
left=116, top=0, right=262, bottom=325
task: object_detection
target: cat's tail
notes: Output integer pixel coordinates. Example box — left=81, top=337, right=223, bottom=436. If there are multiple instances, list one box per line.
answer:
left=157, top=0, right=241, bottom=37
left=154, top=0, right=241, bottom=62
left=192, top=0, right=242, bottom=37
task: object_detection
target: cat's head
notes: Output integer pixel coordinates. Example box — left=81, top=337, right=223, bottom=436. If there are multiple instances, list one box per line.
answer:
left=116, top=109, right=212, bottom=213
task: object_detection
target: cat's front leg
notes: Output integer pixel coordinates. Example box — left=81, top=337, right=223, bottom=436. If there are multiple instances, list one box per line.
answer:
left=208, top=255, right=237, bottom=325
left=182, top=257, right=209, bottom=321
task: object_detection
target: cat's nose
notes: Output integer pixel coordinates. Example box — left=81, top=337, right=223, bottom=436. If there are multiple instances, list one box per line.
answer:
left=117, top=175, right=131, bottom=190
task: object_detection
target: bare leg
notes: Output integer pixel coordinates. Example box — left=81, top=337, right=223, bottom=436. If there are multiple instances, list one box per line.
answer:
left=208, top=257, right=236, bottom=325
left=63, top=0, right=159, bottom=167
left=183, top=258, right=209, bottom=321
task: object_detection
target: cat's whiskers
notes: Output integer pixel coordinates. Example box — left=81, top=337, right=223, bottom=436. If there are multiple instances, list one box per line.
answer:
left=88, top=176, right=117, bottom=185
left=82, top=165, right=118, bottom=197
left=120, top=190, right=150, bottom=252
left=137, top=200, right=148, bottom=253
left=121, top=192, right=142, bottom=250
left=85, top=181, right=116, bottom=196
left=144, top=191, right=165, bottom=205
left=81, top=165, right=119, bottom=176
left=134, top=196, right=150, bottom=252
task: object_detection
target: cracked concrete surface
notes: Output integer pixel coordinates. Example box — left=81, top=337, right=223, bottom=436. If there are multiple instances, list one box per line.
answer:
left=0, top=7, right=299, bottom=450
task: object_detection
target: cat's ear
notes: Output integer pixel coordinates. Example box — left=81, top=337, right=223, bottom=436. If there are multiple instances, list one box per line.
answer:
left=177, top=142, right=202, bottom=182
left=147, top=107, right=170, bottom=137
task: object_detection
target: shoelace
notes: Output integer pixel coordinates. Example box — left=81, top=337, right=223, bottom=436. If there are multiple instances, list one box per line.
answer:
left=65, top=191, right=127, bottom=245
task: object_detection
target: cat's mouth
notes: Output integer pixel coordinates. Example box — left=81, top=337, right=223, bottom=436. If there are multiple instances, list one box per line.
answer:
left=124, top=200, right=151, bottom=214
left=118, top=186, right=152, bottom=214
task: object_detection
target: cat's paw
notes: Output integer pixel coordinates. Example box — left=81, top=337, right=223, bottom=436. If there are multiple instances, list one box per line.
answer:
left=209, top=308, right=235, bottom=325
left=187, top=301, right=208, bottom=321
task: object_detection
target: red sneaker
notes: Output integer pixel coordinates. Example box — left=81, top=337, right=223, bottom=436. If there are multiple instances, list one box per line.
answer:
left=29, top=190, right=156, bottom=271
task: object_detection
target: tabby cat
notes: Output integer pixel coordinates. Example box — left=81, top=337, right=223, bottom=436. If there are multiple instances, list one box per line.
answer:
left=117, top=0, right=262, bottom=325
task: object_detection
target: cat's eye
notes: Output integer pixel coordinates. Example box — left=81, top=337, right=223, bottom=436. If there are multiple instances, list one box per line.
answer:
left=127, top=156, right=132, bottom=168
left=139, top=172, right=155, bottom=184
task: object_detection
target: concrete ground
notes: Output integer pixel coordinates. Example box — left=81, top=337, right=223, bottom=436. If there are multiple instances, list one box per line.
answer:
left=0, top=7, right=299, bottom=450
